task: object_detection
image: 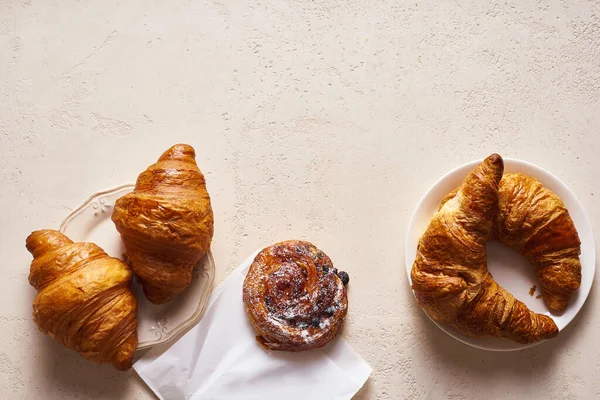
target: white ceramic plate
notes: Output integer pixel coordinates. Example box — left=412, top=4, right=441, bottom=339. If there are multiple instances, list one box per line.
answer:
left=60, top=184, right=215, bottom=350
left=405, top=158, right=596, bottom=351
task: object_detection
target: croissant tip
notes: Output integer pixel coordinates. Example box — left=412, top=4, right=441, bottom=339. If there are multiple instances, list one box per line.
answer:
left=26, top=230, right=72, bottom=258
left=484, top=153, right=504, bottom=176
left=486, top=153, right=503, bottom=164
left=158, top=144, right=196, bottom=162
left=26, top=229, right=51, bottom=250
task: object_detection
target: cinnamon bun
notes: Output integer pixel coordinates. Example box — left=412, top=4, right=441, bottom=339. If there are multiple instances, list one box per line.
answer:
left=242, top=240, right=348, bottom=351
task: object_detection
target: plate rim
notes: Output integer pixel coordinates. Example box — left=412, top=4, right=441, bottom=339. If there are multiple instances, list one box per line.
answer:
left=59, top=183, right=216, bottom=350
left=404, top=157, right=596, bottom=351
left=59, top=183, right=136, bottom=233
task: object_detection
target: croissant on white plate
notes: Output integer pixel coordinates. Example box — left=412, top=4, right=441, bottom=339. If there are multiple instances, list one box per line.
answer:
left=410, top=154, right=574, bottom=344
left=26, top=229, right=138, bottom=370
left=111, top=144, right=214, bottom=304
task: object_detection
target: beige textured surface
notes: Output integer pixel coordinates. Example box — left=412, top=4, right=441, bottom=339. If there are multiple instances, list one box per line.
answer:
left=1, top=0, right=600, bottom=398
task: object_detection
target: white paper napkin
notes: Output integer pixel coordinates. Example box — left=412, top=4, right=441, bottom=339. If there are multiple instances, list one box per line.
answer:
left=134, top=250, right=372, bottom=400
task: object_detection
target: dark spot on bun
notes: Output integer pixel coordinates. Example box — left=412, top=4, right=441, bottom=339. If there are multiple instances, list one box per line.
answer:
left=337, top=271, right=349, bottom=285
left=296, top=321, right=308, bottom=329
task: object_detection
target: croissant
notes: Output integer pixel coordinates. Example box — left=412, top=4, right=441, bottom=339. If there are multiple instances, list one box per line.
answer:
left=243, top=241, right=349, bottom=351
left=411, top=154, right=559, bottom=343
left=439, top=174, right=582, bottom=312
left=111, top=144, right=214, bottom=304
left=26, top=230, right=138, bottom=370
left=495, top=173, right=581, bottom=311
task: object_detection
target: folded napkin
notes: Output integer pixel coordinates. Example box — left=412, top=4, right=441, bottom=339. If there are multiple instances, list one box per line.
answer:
left=134, top=250, right=372, bottom=400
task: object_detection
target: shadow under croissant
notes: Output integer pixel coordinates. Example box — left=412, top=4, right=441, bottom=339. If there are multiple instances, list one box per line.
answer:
left=35, top=334, right=135, bottom=399
left=411, top=272, right=596, bottom=382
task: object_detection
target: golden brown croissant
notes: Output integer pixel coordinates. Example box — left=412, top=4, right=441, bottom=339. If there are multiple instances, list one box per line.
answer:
left=440, top=173, right=582, bottom=312
left=495, top=173, right=581, bottom=311
left=411, top=154, right=559, bottom=344
left=26, top=230, right=138, bottom=370
left=243, top=241, right=349, bottom=351
left=111, top=144, right=214, bottom=304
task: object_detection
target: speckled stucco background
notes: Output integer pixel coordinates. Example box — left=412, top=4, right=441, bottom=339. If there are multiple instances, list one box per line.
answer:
left=1, top=0, right=600, bottom=398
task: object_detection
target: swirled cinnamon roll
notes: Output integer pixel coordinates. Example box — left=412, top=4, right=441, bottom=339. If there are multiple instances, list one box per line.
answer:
left=242, top=240, right=349, bottom=351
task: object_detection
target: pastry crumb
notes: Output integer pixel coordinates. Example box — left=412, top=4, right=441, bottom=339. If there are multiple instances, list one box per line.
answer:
left=536, top=295, right=542, bottom=299
left=529, top=285, right=537, bottom=296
